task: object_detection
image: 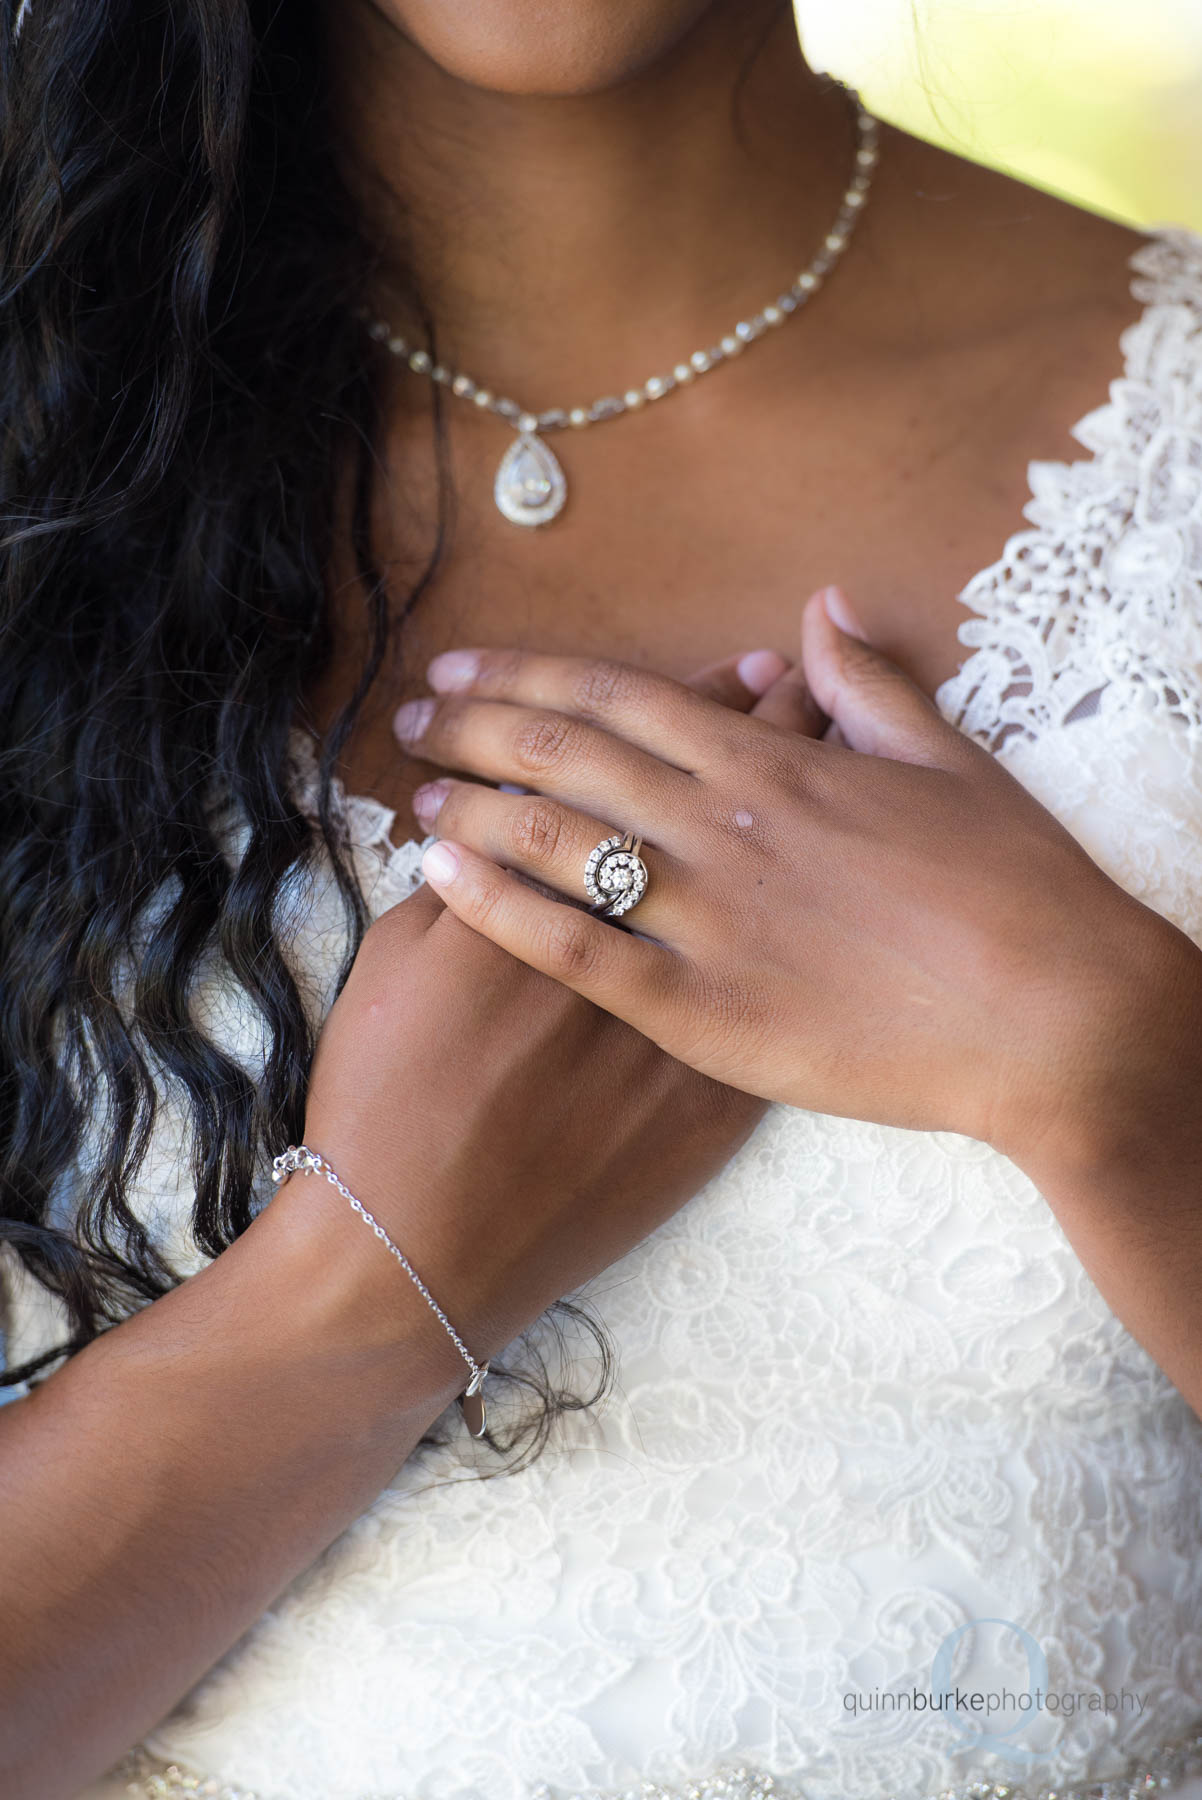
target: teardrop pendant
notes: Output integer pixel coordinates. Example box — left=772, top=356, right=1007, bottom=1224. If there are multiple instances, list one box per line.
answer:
left=457, top=1360, right=491, bottom=1438
left=494, top=431, right=567, bottom=528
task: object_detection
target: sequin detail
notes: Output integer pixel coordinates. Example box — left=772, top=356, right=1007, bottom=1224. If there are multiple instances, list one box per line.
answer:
left=111, top=1726, right=1202, bottom=1800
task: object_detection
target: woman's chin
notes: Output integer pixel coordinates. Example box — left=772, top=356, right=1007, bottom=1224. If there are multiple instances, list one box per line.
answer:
left=376, top=0, right=725, bottom=98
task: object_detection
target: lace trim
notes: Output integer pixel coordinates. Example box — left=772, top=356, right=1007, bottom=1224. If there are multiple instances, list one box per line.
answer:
left=286, top=727, right=429, bottom=900
left=110, top=1725, right=1202, bottom=1800
left=932, top=225, right=1202, bottom=754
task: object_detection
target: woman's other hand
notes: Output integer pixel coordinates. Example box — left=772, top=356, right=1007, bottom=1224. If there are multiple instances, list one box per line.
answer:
left=396, top=586, right=1202, bottom=1182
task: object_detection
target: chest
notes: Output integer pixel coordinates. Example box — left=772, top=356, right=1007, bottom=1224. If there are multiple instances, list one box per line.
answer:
left=314, top=311, right=1130, bottom=813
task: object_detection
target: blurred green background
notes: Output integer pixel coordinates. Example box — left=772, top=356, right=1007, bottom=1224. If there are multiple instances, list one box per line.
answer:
left=796, top=0, right=1202, bottom=229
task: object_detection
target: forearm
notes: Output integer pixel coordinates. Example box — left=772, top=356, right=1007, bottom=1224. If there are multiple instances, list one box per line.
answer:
left=0, top=1179, right=480, bottom=1800
left=1012, top=924, right=1202, bottom=1420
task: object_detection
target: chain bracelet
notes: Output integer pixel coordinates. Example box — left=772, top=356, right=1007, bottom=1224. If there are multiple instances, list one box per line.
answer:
left=270, top=1144, right=491, bottom=1437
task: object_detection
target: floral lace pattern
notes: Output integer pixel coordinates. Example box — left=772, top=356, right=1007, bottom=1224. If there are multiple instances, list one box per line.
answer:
left=19, top=229, right=1202, bottom=1800
left=936, top=230, right=1202, bottom=758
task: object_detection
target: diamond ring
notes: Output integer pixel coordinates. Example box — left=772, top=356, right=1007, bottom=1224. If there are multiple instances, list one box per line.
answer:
left=584, top=831, right=648, bottom=919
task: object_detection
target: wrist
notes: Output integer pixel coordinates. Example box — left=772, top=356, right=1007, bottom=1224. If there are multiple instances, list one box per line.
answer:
left=245, top=1162, right=483, bottom=1418
left=1006, top=910, right=1202, bottom=1194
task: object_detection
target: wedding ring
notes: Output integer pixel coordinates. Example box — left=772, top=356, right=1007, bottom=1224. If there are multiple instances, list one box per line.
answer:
left=584, top=831, right=649, bottom=919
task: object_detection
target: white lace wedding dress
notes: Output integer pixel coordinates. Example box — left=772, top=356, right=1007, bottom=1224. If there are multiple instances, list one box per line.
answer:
left=7, top=228, right=1202, bottom=1800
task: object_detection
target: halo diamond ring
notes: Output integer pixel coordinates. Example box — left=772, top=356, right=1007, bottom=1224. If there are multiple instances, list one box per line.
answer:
left=584, top=831, right=648, bottom=919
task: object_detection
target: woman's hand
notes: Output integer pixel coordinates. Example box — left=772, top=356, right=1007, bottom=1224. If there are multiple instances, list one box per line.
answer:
left=298, top=648, right=825, bottom=1380
left=395, top=586, right=1202, bottom=1177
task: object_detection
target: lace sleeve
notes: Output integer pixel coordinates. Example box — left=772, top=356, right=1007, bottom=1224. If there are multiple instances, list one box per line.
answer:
left=934, top=226, right=1202, bottom=761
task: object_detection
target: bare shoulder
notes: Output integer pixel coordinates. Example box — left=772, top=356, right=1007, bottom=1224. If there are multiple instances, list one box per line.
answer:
left=875, top=120, right=1153, bottom=333
left=860, top=120, right=1179, bottom=462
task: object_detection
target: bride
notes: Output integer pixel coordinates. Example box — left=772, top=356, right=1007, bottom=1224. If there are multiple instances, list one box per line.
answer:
left=2, top=1, right=1202, bottom=1797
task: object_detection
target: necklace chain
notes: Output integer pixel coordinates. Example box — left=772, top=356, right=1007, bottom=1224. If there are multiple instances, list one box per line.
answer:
left=360, top=79, right=878, bottom=526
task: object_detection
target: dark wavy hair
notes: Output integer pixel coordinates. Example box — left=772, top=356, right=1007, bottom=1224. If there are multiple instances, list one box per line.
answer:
left=0, top=0, right=614, bottom=1471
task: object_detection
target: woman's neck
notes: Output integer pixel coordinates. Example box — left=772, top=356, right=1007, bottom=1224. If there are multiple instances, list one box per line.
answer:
left=327, top=0, right=862, bottom=408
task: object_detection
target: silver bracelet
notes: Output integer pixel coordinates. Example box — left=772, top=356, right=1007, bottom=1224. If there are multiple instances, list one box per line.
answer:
left=270, top=1144, right=491, bottom=1437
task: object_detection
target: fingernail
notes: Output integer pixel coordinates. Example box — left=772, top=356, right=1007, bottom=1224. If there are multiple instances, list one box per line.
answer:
left=821, top=586, right=867, bottom=641
left=394, top=697, right=436, bottom=744
left=428, top=650, right=481, bottom=692
left=412, top=779, right=450, bottom=826
left=497, top=782, right=529, bottom=795
left=422, top=842, right=460, bottom=884
left=736, top=648, right=789, bottom=695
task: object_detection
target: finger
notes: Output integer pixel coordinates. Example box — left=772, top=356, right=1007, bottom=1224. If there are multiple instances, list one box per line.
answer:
left=423, top=646, right=745, bottom=773
left=394, top=694, right=696, bottom=844
left=683, top=648, right=787, bottom=712
left=688, top=645, right=829, bottom=739
left=748, top=656, right=829, bottom=738
left=412, top=777, right=685, bottom=938
left=800, top=586, right=980, bottom=771
left=419, top=839, right=684, bottom=1030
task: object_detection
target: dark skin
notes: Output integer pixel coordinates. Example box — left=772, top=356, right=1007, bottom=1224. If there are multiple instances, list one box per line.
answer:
left=322, top=0, right=1202, bottom=1416
left=3, top=6, right=1194, bottom=1795
left=313, top=0, right=1149, bottom=821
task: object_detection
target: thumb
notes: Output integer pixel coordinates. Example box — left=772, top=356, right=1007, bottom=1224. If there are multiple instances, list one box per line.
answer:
left=801, top=586, right=972, bottom=769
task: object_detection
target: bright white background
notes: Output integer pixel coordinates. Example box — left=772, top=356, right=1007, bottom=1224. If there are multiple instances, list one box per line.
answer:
left=796, top=0, right=1202, bottom=228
